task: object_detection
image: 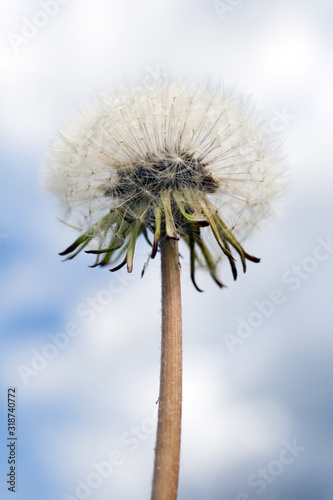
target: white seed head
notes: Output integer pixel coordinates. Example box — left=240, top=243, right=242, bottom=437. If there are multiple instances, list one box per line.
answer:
left=42, top=78, right=287, bottom=288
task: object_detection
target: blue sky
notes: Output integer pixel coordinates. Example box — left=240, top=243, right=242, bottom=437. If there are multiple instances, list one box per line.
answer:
left=1, top=1, right=333, bottom=499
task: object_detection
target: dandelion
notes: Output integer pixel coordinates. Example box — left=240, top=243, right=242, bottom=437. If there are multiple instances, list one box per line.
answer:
left=42, top=78, right=287, bottom=500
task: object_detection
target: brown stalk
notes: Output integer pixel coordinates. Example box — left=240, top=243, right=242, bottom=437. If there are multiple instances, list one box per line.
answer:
left=151, top=237, right=182, bottom=500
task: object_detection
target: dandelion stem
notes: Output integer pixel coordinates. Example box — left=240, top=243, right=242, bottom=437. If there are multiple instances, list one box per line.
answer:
left=151, top=237, right=182, bottom=500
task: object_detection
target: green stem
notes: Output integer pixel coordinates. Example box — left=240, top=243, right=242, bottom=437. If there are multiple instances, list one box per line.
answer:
left=151, top=238, right=182, bottom=500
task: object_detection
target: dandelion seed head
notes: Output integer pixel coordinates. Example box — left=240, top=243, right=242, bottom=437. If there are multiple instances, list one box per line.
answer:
left=42, top=78, right=287, bottom=288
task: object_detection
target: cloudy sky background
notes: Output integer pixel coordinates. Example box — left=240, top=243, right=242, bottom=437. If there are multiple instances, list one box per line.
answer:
left=1, top=0, right=333, bottom=499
